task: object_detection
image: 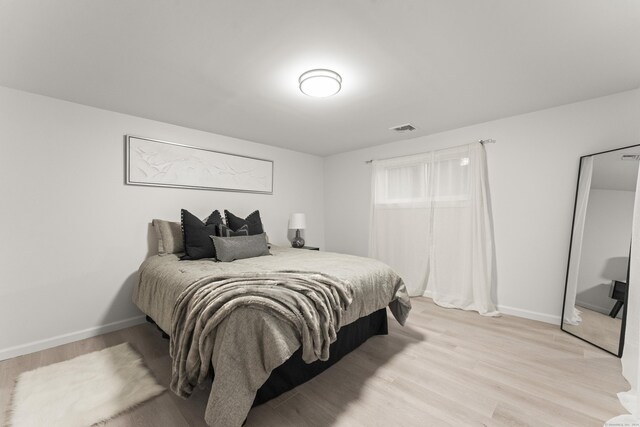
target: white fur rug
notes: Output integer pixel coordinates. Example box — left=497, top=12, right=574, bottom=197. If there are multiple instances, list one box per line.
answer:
left=8, top=342, right=165, bottom=427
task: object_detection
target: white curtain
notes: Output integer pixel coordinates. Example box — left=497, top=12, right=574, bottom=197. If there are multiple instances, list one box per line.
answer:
left=563, top=156, right=594, bottom=325
left=369, top=143, right=499, bottom=316
left=605, top=166, right=640, bottom=427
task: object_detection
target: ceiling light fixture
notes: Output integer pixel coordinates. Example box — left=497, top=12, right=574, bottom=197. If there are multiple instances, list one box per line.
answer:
left=299, top=69, right=342, bottom=97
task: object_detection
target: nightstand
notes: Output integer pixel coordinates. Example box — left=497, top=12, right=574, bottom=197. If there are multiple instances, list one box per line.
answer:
left=295, top=246, right=319, bottom=251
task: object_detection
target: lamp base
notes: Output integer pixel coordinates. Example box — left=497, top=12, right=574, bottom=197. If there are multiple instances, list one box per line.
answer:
left=292, top=229, right=305, bottom=248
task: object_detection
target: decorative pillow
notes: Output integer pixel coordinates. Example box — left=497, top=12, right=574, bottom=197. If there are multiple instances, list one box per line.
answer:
left=224, top=210, right=264, bottom=235
left=155, top=225, right=164, bottom=254
left=216, top=223, right=249, bottom=237
left=152, top=219, right=184, bottom=255
left=181, top=209, right=224, bottom=260
left=210, top=233, right=270, bottom=262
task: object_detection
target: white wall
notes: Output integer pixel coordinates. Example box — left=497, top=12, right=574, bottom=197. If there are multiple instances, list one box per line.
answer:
left=576, top=189, right=634, bottom=315
left=324, top=89, right=640, bottom=324
left=0, top=86, right=325, bottom=360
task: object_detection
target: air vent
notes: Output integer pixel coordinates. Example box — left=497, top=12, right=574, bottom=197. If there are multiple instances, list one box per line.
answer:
left=621, top=154, right=640, bottom=161
left=389, top=123, right=416, bottom=132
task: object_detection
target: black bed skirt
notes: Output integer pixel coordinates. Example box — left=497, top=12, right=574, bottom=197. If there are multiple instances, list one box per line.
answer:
left=146, top=308, right=388, bottom=407
left=253, top=308, right=388, bottom=406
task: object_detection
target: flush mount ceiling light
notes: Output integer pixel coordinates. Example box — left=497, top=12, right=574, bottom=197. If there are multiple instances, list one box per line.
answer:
left=299, top=69, right=342, bottom=97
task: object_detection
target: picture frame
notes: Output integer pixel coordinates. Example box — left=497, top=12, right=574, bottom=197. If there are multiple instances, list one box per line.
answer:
left=125, top=135, right=274, bottom=194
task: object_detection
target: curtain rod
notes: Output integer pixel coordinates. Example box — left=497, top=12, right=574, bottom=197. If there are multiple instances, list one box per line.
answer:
left=364, top=139, right=496, bottom=164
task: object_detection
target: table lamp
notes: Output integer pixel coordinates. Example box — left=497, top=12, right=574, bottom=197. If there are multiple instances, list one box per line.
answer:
left=289, top=213, right=306, bottom=248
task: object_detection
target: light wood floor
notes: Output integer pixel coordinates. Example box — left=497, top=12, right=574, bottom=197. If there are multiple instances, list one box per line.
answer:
left=563, top=306, right=622, bottom=354
left=0, top=298, right=628, bottom=427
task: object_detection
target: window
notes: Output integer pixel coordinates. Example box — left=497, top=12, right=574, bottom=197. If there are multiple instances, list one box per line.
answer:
left=374, top=156, right=470, bottom=206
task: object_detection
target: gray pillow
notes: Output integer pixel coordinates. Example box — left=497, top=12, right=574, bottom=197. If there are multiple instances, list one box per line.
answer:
left=152, top=219, right=184, bottom=255
left=210, top=233, right=270, bottom=262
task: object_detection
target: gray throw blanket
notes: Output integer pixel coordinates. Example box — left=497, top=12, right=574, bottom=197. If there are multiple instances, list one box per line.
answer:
left=169, top=271, right=354, bottom=424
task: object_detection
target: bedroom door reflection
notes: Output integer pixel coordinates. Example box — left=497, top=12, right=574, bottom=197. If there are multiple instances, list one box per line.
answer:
left=562, top=144, right=640, bottom=356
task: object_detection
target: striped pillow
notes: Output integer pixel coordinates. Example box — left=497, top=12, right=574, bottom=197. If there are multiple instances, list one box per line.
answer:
left=216, top=224, right=249, bottom=237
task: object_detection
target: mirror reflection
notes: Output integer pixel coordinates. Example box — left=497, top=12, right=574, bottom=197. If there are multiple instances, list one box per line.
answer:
left=562, top=145, right=639, bottom=356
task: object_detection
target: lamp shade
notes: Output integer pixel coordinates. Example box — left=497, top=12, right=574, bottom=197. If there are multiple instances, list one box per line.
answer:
left=289, top=213, right=306, bottom=230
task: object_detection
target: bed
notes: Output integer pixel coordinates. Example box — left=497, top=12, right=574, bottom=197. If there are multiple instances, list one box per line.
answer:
left=132, top=245, right=411, bottom=426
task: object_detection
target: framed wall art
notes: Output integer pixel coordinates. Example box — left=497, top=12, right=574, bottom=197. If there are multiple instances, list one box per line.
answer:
left=125, top=135, right=273, bottom=194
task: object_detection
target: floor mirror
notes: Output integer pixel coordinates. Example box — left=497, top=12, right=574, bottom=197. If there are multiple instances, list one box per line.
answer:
left=561, top=144, right=640, bottom=356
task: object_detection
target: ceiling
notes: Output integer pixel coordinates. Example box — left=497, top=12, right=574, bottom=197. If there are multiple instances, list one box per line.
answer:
left=591, top=147, right=640, bottom=192
left=1, top=1, right=639, bottom=156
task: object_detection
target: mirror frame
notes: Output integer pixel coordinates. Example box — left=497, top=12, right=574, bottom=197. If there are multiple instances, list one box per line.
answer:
left=560, top=144, right=640, bottom=357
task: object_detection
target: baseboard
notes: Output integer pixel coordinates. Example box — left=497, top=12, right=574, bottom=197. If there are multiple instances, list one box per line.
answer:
left=496, top=304, right=561, bottom=325
left=0, top=315, right=146, bottom=362
left=421, top=290, right=560, bottom=325
left=575, top=301, right=611, bottom=316
left=576, top=301, right=623, bottom=320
